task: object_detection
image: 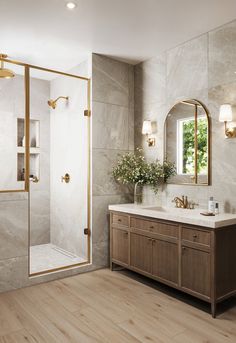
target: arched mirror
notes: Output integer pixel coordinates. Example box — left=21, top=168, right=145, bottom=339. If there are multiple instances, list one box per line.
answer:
left=165, top=99, right=211, bottom=185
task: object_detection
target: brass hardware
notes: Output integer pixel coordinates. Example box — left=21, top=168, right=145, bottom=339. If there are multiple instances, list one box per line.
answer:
left=193, top=234, right=198, bottom=239
left=124, top=232, right=128, bottom=235
left=30, top=176, right=39, bottom=183
left=61, top=173, right=70, bottom=183
left=118, top=219, right=121, bottom=222
left=172, top=196, right=189, bottom=209
left=147, top=137, right=155, bottom=147
left=149, top=226, right=154, bottom=229
left=224, top=121, right=236, bottom=138
left=48, top=96, right=69, bottom=109
left=148, top=238, right=152, bottom=242
left=0, top=53, right=15, bottom=78
left=84, top=228, right=90, bottom=235
left=84, top=109, right=91, bottom=117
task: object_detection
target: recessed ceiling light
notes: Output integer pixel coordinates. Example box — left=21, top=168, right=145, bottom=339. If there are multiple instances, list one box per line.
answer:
left=66, top=2, right=77, bottom=10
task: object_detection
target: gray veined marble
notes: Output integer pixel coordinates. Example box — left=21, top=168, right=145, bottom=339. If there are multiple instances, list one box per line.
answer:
left=166, top=34, right=208, bottom=102
left=92, top=54, right=129, bottom=107
left=209, top=20, right=236, bottom=88
left=92, top=149, right=133, bottom=196
left=134, top=54, right=166, bottom=108
left=92, top=102, right=129, bottom=150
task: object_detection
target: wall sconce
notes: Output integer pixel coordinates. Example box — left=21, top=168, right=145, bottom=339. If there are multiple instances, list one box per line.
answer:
left=142, top=120, right=155, bottom=147
left=219, top=104, right=236, bottom=138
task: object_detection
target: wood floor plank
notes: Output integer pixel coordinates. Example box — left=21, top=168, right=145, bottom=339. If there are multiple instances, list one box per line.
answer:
left=14, top=289, right=101, bottom=343
left=0, top=329, right=44, bottom=343
left=0, top=269, right=235, bottom=343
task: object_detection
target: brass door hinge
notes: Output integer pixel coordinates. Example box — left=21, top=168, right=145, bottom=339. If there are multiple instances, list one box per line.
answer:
left=84, top=109, right=91, bottom=117
left=84, top=228, right=90, bottom=235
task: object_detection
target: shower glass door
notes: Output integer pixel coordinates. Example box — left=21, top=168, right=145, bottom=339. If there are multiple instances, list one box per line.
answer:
left=28, top=66, right=90, bottom=275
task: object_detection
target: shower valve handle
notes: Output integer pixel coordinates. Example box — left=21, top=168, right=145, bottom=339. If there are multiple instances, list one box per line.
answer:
left=61, top=173, right=70, bottom=183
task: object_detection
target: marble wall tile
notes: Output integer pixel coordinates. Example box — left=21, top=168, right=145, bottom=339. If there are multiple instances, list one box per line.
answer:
left=92, top=194, right=133, bottom=245
left=92, top=241, right=109, bottom=269
left=0, top=199, right=28, bottom=260
left=92, top=149, right=132, bottom=196
left=30, top=190, right=50, bottom=246
left=166, top=34, right=208, bottom=102
left=92, top=54, right=129, bottom=107
left=0, top=256, right=29, bottom=293
left=128, top=65, right=135, bottom=151
left=92, top=102, right=129, bottom=150
left=209, top=20, right=236, bottom=88
left=134, top=54, right=166, bottom=108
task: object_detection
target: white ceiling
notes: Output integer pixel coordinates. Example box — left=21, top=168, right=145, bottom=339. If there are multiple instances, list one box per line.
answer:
left=1, top=0, right=236, bottom=72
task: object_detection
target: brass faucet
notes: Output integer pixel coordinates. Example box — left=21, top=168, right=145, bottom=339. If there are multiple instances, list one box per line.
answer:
left=172, top=196, right=189, bottom=209
left=172, top=196, right=198, bottom=209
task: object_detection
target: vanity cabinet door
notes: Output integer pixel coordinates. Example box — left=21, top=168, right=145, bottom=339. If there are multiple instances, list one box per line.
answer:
left=130, top=233, right=152, bottom=274
left=181, top=246, right=210, bottom=297
left=112, top=228, right=129, bottom=265
left=152, top=239, right=178, bottom=285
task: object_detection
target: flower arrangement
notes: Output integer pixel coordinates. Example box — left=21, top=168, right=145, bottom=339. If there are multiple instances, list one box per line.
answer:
left=112, top=148, right=176, bottom=195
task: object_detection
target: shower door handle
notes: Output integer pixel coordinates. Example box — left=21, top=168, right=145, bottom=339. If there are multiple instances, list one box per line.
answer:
left=61, top=173, right=70, bottom=183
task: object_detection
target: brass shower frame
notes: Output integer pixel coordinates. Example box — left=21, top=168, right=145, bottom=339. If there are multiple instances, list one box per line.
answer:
left=0, top=56, right=91, bottom=275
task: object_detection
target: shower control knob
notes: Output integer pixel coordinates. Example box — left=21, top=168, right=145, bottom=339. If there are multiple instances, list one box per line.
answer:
left=61, top=173, right=70, bottom=183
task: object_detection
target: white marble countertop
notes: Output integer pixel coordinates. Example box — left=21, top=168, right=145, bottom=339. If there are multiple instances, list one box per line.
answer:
left=108, top=203, right=236, bottom=228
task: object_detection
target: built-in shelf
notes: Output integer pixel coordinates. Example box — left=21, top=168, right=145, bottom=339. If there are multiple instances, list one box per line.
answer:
left=17, top=118, right=40, bottom=182
left=17, top=118, right=40, bottom=148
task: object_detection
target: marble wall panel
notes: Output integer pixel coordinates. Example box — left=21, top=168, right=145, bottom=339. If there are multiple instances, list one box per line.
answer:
left=0, top=194, right=28, bottom=260
left=209, top=20, right=236, bottom=88
left=92, top=102, right=129, bottom=150
left=92, top=54, right=129, bottom=107
left=134, top=21, right=236, bottom=210
left=166, top=34, right=208, bottom=102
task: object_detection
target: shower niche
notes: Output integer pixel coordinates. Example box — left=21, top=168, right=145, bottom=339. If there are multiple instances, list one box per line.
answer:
left=17, top=118, right=40, bottom=182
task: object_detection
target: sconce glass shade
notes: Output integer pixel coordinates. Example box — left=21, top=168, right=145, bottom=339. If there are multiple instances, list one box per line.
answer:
left=142, top=120, right=152, bottom=135
left=219, top=104, right=233, bottom=122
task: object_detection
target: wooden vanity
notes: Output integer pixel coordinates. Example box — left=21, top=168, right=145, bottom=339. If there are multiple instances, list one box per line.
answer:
left=109, top=208, right=236, bottom=317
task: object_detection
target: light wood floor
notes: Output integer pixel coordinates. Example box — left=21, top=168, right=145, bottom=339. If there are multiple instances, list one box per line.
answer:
left=0, top=268, right=236, bottom=343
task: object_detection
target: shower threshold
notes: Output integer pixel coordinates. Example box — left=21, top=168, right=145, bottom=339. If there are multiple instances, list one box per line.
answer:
left=30, top=243, right=87, bottom=274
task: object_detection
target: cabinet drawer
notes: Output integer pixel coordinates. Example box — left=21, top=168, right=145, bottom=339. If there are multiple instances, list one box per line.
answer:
left=130, top=217, right=178, bottom=238
left=112, top=213, right=129, bottom=227
left=182, top=227, right=210, bottom=246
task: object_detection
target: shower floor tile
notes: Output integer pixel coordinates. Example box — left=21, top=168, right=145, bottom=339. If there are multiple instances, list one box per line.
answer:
left=30, top=243, right=87, bottom=274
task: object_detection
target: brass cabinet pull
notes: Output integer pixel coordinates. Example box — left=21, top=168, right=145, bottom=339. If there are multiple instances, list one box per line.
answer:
left=149, top=226, right=154, bottom=229
left=118, top=219, right=122, bottom=222
left=123, top=231, right=128, bottom=235
left=61, top=173, right=70, bottom=183
left=148, top=238, right=152, bottom=242
left=193, top=234, right=198, bottom=239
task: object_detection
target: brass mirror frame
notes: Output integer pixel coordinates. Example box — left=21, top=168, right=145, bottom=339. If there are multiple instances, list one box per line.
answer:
left=164, top=99, right=211, bottom=186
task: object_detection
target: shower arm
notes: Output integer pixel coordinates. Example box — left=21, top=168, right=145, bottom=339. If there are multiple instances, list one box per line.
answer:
left=54, top=96, right=69, bottom=103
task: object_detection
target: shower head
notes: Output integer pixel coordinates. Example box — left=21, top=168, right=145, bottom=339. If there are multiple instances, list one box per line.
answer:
left=48, top=96, right=69, bottom=109
left=0, top=54, right=15, bottom=79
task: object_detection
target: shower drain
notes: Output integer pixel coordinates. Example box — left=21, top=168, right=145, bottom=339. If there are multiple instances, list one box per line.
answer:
left=52, top=245, right=79, bottom=259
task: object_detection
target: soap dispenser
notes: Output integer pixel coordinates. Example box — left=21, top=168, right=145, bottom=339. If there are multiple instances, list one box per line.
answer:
left=208, top=196, right=215, bottom=213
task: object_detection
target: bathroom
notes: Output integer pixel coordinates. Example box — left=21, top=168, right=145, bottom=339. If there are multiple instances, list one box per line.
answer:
left=1, top=0, right=236, bottom=342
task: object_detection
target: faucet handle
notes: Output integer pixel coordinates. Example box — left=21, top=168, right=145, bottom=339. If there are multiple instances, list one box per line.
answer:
left=188, top=201, right=199, bottom=210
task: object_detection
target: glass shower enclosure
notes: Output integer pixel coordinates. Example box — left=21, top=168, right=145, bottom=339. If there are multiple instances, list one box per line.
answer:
left=0, top=55, right=91, bottom=276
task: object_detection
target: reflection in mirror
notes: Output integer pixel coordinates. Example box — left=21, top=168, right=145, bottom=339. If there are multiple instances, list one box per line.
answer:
left=165, top=99, right=210, bottom=185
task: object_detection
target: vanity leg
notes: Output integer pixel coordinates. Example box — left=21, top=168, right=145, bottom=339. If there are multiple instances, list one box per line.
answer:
left=211, top=301, right=216, bottom=318
left=110, top=261, right=114, bottom=271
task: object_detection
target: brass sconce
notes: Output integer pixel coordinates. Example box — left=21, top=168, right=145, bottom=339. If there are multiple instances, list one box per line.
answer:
left=142, top=120, right=155, bottom=147
left=219, top=104, right=236, bottom=138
